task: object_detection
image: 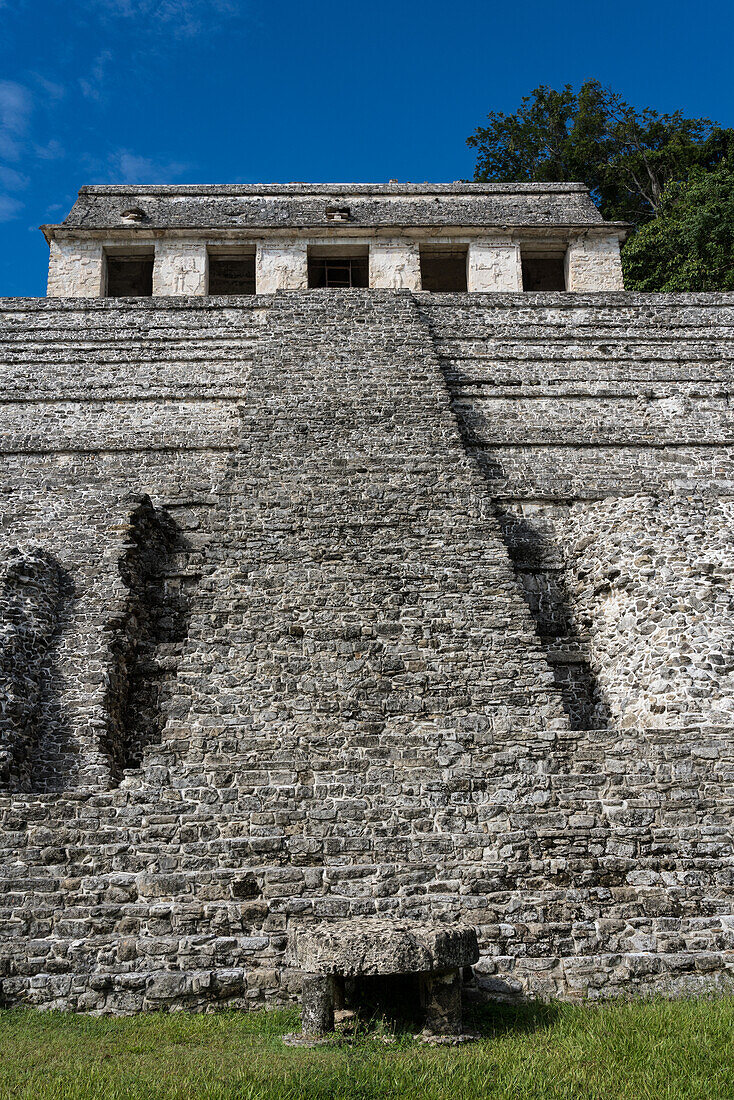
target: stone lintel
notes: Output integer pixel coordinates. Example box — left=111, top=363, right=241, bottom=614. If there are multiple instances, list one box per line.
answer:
left=43, top=224, right=626, bottom=243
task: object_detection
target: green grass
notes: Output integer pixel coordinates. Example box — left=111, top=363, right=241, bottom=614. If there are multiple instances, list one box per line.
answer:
left=1, top=997, right=733, bottom=1100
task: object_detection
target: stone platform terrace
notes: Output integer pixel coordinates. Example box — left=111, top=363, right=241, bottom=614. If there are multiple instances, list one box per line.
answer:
left=1, top=290, right=734, bottom=1012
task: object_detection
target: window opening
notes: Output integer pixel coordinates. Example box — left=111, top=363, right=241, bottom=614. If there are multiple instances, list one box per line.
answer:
left=208, top=255, right=256, bottom=294
left=419, top=248, right=468, bottom=292
left=308, top=254, right=368, bottom=289
left=521, top=255, right=566, bottom=291
left=106, top=254, right=154, bottom=297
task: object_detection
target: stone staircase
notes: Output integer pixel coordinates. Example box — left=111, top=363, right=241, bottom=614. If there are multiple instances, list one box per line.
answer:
left=1, top=291, right=734, bottom=1010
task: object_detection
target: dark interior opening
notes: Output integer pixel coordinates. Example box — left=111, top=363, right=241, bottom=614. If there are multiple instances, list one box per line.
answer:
left=345, top=974, right=424, bottom=1030
left=308, top=254, right=368, bottom=288
left=420, top=249, right=468, bottom=292
left=521, top=255, right=566, bottom=291
left=106, top=255, right=154, bottom=297
left=208, top=255, right=256, bottom=294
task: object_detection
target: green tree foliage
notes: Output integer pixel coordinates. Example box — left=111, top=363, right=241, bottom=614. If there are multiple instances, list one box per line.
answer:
left=467, top=80, right=725, bottom=225
left=622, top=161, right=734, bottom=290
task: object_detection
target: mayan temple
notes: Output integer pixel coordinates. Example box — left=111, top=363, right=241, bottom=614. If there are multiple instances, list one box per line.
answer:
left=2, top=180, right=734, bottom=1014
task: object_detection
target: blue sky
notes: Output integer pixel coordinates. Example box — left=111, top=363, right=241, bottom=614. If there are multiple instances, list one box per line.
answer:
left=1, top=0, right=732, bottom=295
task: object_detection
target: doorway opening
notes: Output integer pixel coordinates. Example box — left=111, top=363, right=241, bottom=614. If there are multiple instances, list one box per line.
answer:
left=419, top=247, right=468, bottom=292
left=105, top=253, right=154, bottom=297
left=521, top=251, right=567, bottom=291
left=307, top=248, right=369, bottom=288
left=208, top=254, right=256, bottom=294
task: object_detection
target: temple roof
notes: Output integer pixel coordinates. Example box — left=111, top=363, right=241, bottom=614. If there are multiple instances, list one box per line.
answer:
left=44, top=182, right=624, bottom=234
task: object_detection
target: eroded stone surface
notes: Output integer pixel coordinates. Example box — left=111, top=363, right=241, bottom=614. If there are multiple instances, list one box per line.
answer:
left=0, top=547, right=64, bottom=789
left=288, top=920, right=479, bottom=976
left=1, top=291, right=734, bottom=1012
left=301, top=974, right=336, bottom=1035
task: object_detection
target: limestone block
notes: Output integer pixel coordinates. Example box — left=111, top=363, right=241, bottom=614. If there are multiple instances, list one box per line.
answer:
left=153, top=241, right=208, bottom=296
left=565, top=233, right=624, bottom=291
left=288, top=919, right=479, bottom=976
left=256, top=242, right=308, bottom=293
left=47, top=239, right=104, bottom=297
left=369, top=241, right=421, bottom=290
left=467, top=240, right=522, bottom=292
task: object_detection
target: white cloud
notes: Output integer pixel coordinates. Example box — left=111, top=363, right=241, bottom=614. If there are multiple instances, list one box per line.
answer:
left=32, top=74, right=66, bottom=103
left=0, top=165, right=27, bottom=190
left=0, top=81, right=32, bottom=134
left=0, top=194, right=23, bottom=221
left=89, top=0, right=245, bottom=36
left=0, top=80, right=32, bottom=161
left=80, top=51, right=112, bottom=101
left=105, top=148, right=190, bottom=183
left=33, top=138, right=65, bottom=161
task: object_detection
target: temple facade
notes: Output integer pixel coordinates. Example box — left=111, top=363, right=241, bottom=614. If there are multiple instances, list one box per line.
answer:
left=43, top=182, right=627, bottom=297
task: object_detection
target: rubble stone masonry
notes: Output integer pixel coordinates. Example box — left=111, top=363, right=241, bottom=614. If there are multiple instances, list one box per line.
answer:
left=1, top=290, right=734, bottom=1012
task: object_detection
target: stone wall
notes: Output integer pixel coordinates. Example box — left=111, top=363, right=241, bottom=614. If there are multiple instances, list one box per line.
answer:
left=565, top=234, right=624, bottom=291
left=369, top=242, right=421, bottom=290
left=1, top=291, right=734, bottom=1012
left=0, top=547, right=66, bottom=790
left=152, top=242, right=208, bottom=296
left=47, top=240, right=104, bottom=297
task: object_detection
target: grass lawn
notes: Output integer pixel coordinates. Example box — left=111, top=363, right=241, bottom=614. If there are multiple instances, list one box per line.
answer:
left=1, top=997, right=733, bottom=1100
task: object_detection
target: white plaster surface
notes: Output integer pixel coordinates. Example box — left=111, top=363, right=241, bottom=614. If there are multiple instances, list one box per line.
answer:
left=47, top=240, right=105, bottom=298
left=256, top=242, right=308, bottom=293
left=153, top=241, right=208, bottom=296
left=467, top=240, right=522, bottom=292
left=565, top=233, right=624, bottom=291
left=369, top=241, right=421, bottom=290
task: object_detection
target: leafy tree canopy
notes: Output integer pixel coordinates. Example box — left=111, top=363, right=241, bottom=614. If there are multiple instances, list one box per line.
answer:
left=467, top=81, right=729, bottom=226
left=622, top=160, right=734, bottom=290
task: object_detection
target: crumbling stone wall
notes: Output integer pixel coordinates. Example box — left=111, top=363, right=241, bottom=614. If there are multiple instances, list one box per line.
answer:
left=1, top=291, right=734, bottom=1012
left=102, top=495, right=192, bottom=783
left=0, top=547, right=65, bottom=790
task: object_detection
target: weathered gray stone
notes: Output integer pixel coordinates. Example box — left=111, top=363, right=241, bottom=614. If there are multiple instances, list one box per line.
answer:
left=288, top=920, right=479, bottom=977
left=301, top=974, right=335, bottom=1036
left=290, top=920, right=476, bottom=1036
left=44, top=182, right=626, bottom=296
left=2, top=199, right=734, bottom=1014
